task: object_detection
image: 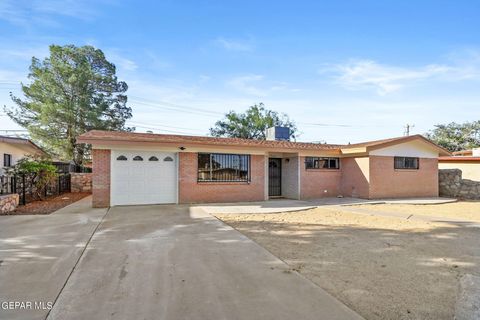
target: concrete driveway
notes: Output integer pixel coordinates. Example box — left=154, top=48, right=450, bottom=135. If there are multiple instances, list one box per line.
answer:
left=1, top=200, right=361, bottom=320
left=0, top=197, right=107, bottom=320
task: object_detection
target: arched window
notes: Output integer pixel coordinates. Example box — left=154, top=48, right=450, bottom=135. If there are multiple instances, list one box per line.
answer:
left=149, top=156, right=159, bottom=161
left=116, top=155, right=127, bottom=161
left=163, top=156, right=174, bottom=162
left=133, top=156, right=143, bottom=161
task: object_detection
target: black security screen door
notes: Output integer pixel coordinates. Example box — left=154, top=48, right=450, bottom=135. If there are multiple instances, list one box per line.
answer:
left=268, top=158, right=282, bottom=197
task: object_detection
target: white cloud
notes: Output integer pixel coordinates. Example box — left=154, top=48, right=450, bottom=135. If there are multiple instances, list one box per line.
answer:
left=324, top=60, right=451, bottom=95
left=31, top=0, right=94, bottom=17
left=227, top=74, right=266, bottom=96
left=144, top=51, right=171, bottom=70
left=214, top=37, right=254, bottom=52
left=0, top=47, right=49, bottom=61
left=324, top=51, right=480, bottom=95
left=0, top=69, right=26, bottom=81
left=104, top=51, right=138, bottom=72
left=0, top=0, right=108, bottom=27
left=226, top=75, right=299, bottom=97
left=445, top=49, right=480, bottom=80
left=198, top=75, right=211, bottom=83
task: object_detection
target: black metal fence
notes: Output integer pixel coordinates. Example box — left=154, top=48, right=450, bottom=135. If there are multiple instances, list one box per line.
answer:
left=52, top=162, right=92, bottom=173
left=0, top=173, right=71, bottom=205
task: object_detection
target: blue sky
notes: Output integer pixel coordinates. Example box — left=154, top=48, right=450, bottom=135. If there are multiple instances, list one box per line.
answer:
left=0, top=0, right=479, bottom=144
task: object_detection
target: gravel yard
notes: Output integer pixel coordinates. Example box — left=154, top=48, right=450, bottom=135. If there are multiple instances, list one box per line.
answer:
left=215, top=202, right=480, bottom=320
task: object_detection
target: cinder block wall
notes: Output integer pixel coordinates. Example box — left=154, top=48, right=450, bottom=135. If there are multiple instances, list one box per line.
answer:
left=92, top=149, right=111, bottom=207
left=178, top=152, right=265, bottom=203
left=299, top=156, right=342, bottom=199
left=369, top=156, right=438, bottom=198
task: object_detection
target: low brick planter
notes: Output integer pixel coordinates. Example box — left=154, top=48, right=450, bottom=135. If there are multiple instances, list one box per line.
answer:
left=0, top=194, right=19, bottom=214
left=71, top=173, right=92, bottom=193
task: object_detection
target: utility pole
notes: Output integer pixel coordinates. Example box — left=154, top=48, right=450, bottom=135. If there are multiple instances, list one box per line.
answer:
left=404, top=124, right=415, bottom=136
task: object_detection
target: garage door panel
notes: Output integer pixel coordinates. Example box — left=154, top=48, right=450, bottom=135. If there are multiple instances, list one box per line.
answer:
left=111, top=151, right=177, bottom=206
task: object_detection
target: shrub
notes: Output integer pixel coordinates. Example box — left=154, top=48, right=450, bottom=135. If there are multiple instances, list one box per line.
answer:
left=5, top=156, right=58, bottom=200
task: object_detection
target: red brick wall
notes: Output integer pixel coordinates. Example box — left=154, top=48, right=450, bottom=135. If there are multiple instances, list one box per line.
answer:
left=369, top=156, right=438, bottom=198
left=340, top=157, right=370, bottom=198
left=299, top=156, right=342, bottom=199
left=178, top=152, right=265, bottom=203
left=92, top=149, right=111, bottom=207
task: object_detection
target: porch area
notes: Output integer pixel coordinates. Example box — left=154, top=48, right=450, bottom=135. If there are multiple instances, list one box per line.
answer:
left=267, top=153, right=300, bottom=200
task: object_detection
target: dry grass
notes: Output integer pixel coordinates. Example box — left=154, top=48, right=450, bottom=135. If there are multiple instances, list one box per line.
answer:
left=216, top=203, right=480, bottom=320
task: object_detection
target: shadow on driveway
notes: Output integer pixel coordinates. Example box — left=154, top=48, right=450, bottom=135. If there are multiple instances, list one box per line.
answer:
left=46, top=204, right=362, bottom=320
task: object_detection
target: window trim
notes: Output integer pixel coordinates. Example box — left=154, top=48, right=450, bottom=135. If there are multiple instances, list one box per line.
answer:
left=3, top=153, right=12, bottom=167
left=305, top=157, right=340, bottom=170
left=197, top=153, right=251, bottom=183
left=394, top=156, right=420, bottom=170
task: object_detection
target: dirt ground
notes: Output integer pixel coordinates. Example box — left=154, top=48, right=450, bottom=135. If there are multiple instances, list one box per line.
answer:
left=4, top=192, right=90, bottom=215
left=216, top=202, right=480, bottom=320
left=356, top=201, right=480, bottom=222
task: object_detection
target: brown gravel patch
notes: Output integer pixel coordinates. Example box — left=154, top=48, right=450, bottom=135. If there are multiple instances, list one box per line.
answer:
left=4, top=192, right=90, bottom=215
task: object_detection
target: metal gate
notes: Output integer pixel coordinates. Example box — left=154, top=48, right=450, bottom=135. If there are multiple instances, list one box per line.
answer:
left=268, top=158, right=282, bottom=197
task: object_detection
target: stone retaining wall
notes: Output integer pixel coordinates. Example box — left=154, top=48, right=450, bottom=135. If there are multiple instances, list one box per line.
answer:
left=71, top=173, right=92, bottom=193
left=439, top=169, right=480, bottom=199
left=0, top=194, right=19, bottom=214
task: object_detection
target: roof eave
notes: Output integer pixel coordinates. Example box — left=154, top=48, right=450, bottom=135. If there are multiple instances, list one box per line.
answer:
left=366, top=135, right=451, bottom=156
left=0, top=137, right=47, bottom=155
left=78, top=136, right=342, bottom=154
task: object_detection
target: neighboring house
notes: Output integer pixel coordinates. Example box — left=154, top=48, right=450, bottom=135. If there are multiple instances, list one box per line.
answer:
left=0, top=135, right=46, bottom=174
left=439, top=148, right=480, bottom=181
left=78, top=129, right=450, bottom=207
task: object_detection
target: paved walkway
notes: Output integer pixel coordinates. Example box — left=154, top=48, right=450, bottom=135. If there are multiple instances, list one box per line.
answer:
left=1, top=199, right=362, bottom=320
left=199, top=197, right=457, bottom=215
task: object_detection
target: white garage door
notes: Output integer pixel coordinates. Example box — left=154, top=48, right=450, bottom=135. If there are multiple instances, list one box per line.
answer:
left=111, top=150, right=177, bottom=206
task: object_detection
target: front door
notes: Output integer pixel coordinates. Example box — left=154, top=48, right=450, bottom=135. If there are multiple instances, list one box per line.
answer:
left=268, top=158, right=282, bottom=197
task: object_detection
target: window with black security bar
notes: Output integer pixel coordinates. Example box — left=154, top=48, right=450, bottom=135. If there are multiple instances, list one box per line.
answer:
left=305, top=157, right=340, bottom=169
left=198, top=153, right=251, bottom=182
left=394, top=156, right=419, bottom=169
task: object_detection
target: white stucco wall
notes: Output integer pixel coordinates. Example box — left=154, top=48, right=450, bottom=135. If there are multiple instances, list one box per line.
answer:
left=0, top=142, right=33, bottom=174
left=370, top=140, right=439, bottom=158
left=439, top=162, right=480, bottom=181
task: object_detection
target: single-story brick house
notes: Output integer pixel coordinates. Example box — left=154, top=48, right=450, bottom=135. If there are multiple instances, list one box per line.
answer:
left=78, top=129, right=450, bottom=207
